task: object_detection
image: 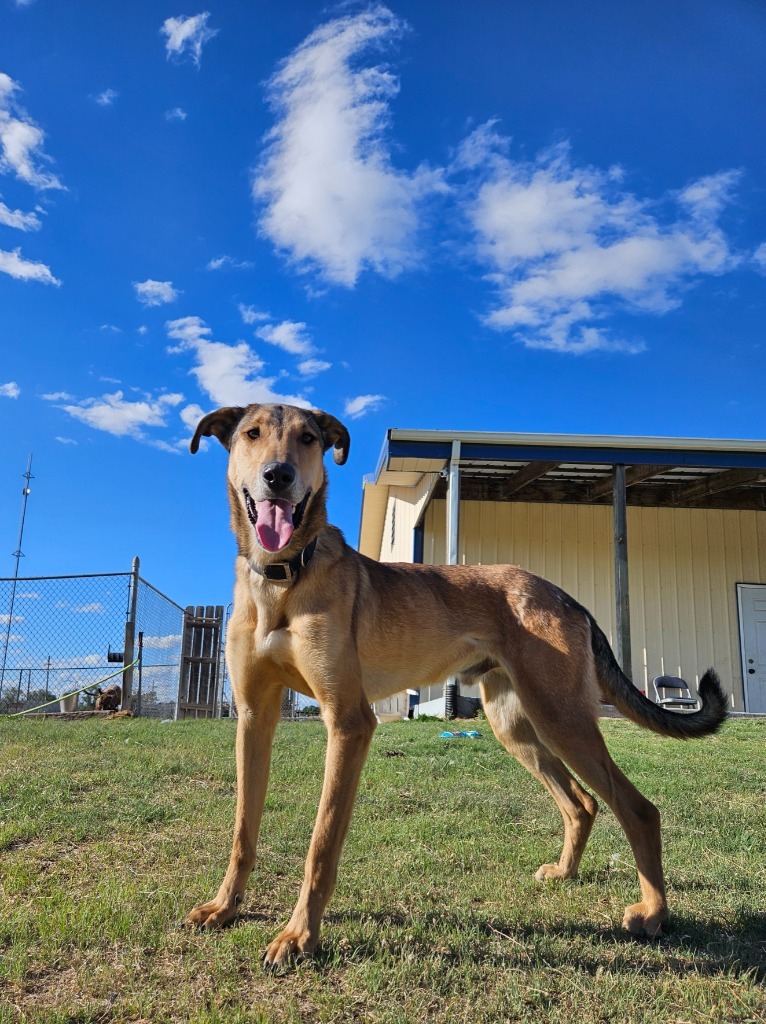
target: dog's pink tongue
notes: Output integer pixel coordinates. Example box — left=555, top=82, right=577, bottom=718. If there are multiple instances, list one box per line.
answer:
left=255, top=499, right=294, bottom=552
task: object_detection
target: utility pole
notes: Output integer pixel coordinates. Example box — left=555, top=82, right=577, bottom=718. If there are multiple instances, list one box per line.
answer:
left=0, top=454, right=34, bottom=697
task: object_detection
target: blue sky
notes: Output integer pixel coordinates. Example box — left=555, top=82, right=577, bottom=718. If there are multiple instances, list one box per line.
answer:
left=1, top=0, right=765, bottom=607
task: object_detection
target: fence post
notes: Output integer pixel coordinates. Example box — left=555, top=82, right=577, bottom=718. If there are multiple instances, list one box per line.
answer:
left=176, top=607, right=191, bottom=721
left=122, top=556, right=140, bottom=710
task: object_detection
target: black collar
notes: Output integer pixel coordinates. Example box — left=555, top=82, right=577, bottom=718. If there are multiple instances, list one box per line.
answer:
left=248, top=536, right=318, bottom=585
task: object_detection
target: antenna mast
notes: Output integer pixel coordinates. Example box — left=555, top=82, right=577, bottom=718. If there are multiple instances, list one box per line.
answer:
left=0, top=454, right=34, bottom=694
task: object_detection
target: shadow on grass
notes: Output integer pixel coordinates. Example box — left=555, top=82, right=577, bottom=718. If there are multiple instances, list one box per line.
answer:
left=305, top=907, right=766, bottom=982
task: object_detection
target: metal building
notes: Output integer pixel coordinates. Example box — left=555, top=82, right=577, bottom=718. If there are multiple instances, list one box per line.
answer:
left=359, top=428, right=766, bottom=717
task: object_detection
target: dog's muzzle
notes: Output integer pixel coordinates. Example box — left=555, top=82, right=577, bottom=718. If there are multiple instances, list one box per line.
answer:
left=243, top=488, right=311, bottom=553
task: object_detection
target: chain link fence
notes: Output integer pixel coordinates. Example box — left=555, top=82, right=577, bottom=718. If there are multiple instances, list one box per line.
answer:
left=0, top=566, right=203, bottom=718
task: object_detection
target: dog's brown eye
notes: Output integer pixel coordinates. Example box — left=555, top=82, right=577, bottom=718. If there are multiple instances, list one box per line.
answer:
left=301, top=433, right=316, bottom=445
left=246, top=428, right=260, bottom=440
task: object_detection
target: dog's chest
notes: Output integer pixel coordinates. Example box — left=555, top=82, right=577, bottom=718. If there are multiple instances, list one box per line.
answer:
left=255, top=623, right=293, bottom=667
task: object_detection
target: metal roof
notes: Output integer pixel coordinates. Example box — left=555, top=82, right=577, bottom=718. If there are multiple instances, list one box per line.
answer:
left=358, top=427, right=766, bottom=557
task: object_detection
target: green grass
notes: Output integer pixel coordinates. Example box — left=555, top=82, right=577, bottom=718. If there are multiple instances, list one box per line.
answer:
left=1, top=715, right=765, bottom=1023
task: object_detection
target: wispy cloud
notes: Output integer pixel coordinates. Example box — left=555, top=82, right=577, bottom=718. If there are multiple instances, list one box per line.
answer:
left=0, top=198, right=41, bottom=230
left=254, top=4, right=445, bottom=287
left=0, top=73, right=64, bottom=190
left=161, top=13, right=218, bottom=67
left=298, top=358, right=331, bottom=376
left=206, top=254, right=254, bottom=271
left=1, top=381, right=20, bottom=398
left=133, top=279, right=179, bottom=306
left=456, top=123, right=741, bottom=354
left=255, top=320, right=314, bottom=356
left=55, top=436, right=77, bottom=445
left=60, top=391, right=184, bottom=440
left=0, top=247, right=60, bottom=285
left=754, top=242, right=766, bottom=274
left=165, top=107, right=188, bottom=122
left=344, top=394, right=385, bottom=419
left=41, top=391, right=73, bottom=401
left=93, top=89, right=118, bottom=107
left=166, top=315, right=307, bottom=409
left=238, top=303, right=270, bottom=325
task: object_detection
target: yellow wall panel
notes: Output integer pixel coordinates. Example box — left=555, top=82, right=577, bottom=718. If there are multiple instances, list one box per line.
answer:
left=418, top=498, right=766, bottom=710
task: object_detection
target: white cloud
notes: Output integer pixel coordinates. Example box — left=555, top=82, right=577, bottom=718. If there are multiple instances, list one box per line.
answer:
left=255, top=320, right=314, bottom=356
left=71, top=603, right=104, bottom=614
left=41, top=391, right=73, bottom=401
left=0, top=73, right=64, bottom=190
left=754, top=242, right=766, bottom=274
left=161, top=13, right=218, bottom=66
left=456, top=125, right=741, bottom=354
left=55, top=436, right=77, bottom=445
left=298, top=358, right=331, bottom=376
left=142, top=633, right=182, bottom=651
left=206, top=254, right=254, bottom=271
left=238, top=303, right=270, bottom=325
left=165, top=107, right=188, bottom=122
left=166, top=315, right=307, bottom=407
left=1, top=381, right=20, bottom=398
left=0, top=247, right=60, bottom=285
left=254, top=4, right=445, bottom=286
left=133, top=279, right=179, bottom=306
left=60, top=390, right=184, bottom=440
left=0, top=199, right=41, bottom=230
left=180, top=402, right=206, bottom=433
left=99, top=323, right=122, bottom=333
left=344, top=393, right=385, bottom=419
left=93, top=89, right=118, bottom=107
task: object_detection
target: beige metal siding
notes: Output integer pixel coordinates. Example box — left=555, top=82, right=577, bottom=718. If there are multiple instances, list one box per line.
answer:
left=379, top=475, right=438, bottom=562
left=422, top=499, right=766, bottom=709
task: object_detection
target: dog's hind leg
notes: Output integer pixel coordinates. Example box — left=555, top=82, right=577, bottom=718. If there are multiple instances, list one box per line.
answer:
left=503, top=653, right=667, bottom=936
left=481, top=670, right=598, bottom=881
left=533, top=712, right=667, bottom=937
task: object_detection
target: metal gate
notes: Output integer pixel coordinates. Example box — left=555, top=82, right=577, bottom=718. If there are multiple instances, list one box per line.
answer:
left=176, top=605, right=225, bottom=718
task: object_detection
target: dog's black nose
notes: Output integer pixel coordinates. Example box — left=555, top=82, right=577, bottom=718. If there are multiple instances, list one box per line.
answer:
left=262, top=461, right=296, bottom=492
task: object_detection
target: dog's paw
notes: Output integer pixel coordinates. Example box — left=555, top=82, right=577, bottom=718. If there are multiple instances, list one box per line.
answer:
left=263, top=927, right=315, bottom=971
left=534, top=863, right=576, bottom=881
left=185, top=897, right=239, bottom=931
left=621, top=901, right=666, bottom=938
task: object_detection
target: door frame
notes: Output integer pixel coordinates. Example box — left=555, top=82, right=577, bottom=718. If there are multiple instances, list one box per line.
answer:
left=736, top=582, right=766, bottom=715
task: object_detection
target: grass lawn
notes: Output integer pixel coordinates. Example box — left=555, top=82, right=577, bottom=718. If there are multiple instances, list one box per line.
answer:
left=1, top=714, right=765, bottom=1023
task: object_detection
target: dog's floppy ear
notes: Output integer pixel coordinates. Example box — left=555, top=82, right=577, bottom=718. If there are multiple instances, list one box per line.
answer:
left=190, top=407, right=248, bottom=454
left=311, top=409, right=351, bottom=466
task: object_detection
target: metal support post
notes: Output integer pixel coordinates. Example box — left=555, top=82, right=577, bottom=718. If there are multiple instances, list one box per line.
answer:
left=444, top=441, right=461, bottom=718
left=136, top=631, right=144, bottom=716
left=613, top=465, right=633, bottom=680
left=122, top=556, right=140, bottom=709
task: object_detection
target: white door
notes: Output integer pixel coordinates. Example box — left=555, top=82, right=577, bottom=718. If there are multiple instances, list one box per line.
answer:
left=737, top=584, right=766, bottom=714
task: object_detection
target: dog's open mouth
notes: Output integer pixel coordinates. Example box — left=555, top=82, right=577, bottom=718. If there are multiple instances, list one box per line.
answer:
left=244, top=489, right=311, bottom=553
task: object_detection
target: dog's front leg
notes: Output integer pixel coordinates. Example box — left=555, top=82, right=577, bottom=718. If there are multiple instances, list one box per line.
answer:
left=263, top=693, right=376, bottom=968
left=186, top=685, right=282, bottom=930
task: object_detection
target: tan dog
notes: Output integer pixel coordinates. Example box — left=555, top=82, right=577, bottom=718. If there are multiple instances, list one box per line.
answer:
left=186, top=403, right=727, bottom=968
left=95, top=684, right=122, bottom=712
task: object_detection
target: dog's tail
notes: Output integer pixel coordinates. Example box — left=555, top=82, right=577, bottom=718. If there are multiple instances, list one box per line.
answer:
left=589, top=615, right=728, bottom=739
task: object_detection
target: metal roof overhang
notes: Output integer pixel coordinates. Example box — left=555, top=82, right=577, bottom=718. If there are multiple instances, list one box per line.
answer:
left=358, top=428, right=766, bottom=556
